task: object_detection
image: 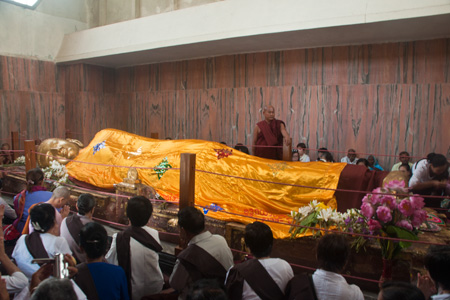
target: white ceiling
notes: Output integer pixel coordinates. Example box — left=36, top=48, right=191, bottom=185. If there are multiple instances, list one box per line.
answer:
left=55, top=0, right=450, bottom=68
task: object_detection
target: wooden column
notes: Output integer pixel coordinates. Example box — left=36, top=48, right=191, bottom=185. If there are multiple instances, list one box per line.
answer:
left=282, top=138, right=292, bottom=161
left=24, top=140, right=36, bottom=171
left=11, top=131, right=19, bottom=160
left=179, top=153, right=196, bottom=210
left=150, top=132, right=159, bottom=139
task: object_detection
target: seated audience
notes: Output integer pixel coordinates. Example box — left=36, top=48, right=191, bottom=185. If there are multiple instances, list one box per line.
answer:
left=60, top=193, right=96, bottom=263
left=187, top=279, right=228, bottom=300
left=367, top=155, right=383, bottom=171
left=106, top=196, right=164, bottom=300
left=356, top=158, right=369, bottom=168
left=378, top=282, right=425, bottom=300
left=391, top=151, right=414, bottom=171
left=169, top=207, right=233, bottom=299
left=399, top=163, right=412, bottom=182
left=225, top=221, right=293, bottom=300
left=12, top=203, right=72, bottom=278
left=341, top=149, right=358, bottom=164
left=74, top=222, right=129, bottom=300
left=312, top=234, right=363, bottom=300
left=0, top=205, right=28, bottom=294
left=417, top=245, right=450, bottom=300
left=13, top=168, right=52, bottom=233
left=234, top=143, right=249, bottom=155
left=292, top=149, right=299, bottom=161
left=0, top=143, right=12, bottom=165
left=318, top=148, right=334, bottom=163
left=24, top=186, right=71, bottom=234
left=297, top=143, right=310, bottom=162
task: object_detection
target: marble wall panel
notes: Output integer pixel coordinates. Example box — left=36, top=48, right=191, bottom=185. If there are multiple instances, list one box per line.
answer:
left=0, top=56, right=63, bottom=93
left=1, top=38, right=449, bottom=171
left=65, top=91, right=127, bottom=145
left=64, top=64, right=115, bottom=93
left=0, top=91, right=65, bottom=147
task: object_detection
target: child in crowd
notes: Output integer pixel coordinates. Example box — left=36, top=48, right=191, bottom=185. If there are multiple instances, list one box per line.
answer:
left=297, top=143, right=310, bottom=162
left=225, top=221, right=293, bottom=299
left=312, top=234, right=364, bottom=300
left=292, top=149, right=299, bottom=161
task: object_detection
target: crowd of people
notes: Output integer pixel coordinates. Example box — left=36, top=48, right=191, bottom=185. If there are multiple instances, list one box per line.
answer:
left=0, top=166, right=448, bottom=300
left=0, top=106, right=448, bottom=299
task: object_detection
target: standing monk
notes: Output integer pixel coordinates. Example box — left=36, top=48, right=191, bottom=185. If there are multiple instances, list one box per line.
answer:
left=252, top=105, right=290, bottom=160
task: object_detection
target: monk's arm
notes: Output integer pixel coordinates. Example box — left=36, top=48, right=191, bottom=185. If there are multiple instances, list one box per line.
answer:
left=252, top=125, right=259, bottom=155
left=280, top=123, right=291, bottom=146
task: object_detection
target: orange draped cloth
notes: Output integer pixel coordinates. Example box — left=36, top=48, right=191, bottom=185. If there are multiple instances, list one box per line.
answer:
left=66, top=129, right=346, bottom=238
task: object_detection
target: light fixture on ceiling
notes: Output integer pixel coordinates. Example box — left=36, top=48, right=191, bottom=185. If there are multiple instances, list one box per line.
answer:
left=1, top=0, right=40, bottom=8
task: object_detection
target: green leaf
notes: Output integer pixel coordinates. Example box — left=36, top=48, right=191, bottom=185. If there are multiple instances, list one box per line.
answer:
left=385, top=225, right=418, bottom=249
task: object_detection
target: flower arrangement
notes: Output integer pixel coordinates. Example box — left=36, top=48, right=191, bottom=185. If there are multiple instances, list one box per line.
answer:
left=290, top=200, right=355, bottom=238
left=360, top=180, right=427, bottom=260
left=42, top=160, right=70, bottom=188
left=13, top=156, right=25, bottom=165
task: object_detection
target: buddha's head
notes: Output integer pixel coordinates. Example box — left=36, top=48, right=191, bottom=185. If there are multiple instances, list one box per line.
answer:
left=37, top=138, right=84, bottom=167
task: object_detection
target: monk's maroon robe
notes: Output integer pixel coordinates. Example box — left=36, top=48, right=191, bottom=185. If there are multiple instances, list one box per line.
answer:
left=255, top=119, right=285, bottom=160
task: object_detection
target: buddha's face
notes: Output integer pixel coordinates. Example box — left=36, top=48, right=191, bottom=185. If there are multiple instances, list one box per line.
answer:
left=37, top=138, right=82, bottom=167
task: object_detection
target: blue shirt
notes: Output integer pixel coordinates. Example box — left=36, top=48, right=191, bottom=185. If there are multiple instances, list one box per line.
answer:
left=87, top=262, right=129, bottom=300
left=16, top=191, right=52, bottom=232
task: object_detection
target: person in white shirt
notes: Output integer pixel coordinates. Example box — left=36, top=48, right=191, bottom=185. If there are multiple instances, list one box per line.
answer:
left=409, top=153, right=449, bottom=193
left=296, top=143, right=310, bottom=162
left=391, top=151, right=414, bottom=171
left=417, top=245, right=450, bottom=300
left=169, top=207, right=233, bottom=299
left=106, top=196, right=164, bottom=300
left=340, top=149, right=358, bottom=165
left=60, top=193, right=95, bottom=263
left=12, top=203, right=72, bottom=279
left=225, top=221, right=293, bottom=300
left=312, top=234, right=364, bottom=300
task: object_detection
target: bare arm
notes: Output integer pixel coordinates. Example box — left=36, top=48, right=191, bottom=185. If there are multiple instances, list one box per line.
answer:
left=410, top=180, right=446, bottom=192
left=280, top=123, right=291, bottom=146
left=252, top=125, right=260, bottom=155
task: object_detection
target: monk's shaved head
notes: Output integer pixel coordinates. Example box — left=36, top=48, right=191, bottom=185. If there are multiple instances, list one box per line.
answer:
left=263, top=105, right=274, bottom=113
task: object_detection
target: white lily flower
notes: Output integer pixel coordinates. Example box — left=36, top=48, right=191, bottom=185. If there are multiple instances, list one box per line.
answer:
left=317, top=208, right=333, bottom=222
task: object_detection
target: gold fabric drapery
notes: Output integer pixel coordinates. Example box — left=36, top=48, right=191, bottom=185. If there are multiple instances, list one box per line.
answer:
left=67, top=129, right=346, bottom=238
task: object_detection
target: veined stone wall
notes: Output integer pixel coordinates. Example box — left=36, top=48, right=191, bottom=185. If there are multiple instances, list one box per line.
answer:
left=1, top=39, right=449, bottom=169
